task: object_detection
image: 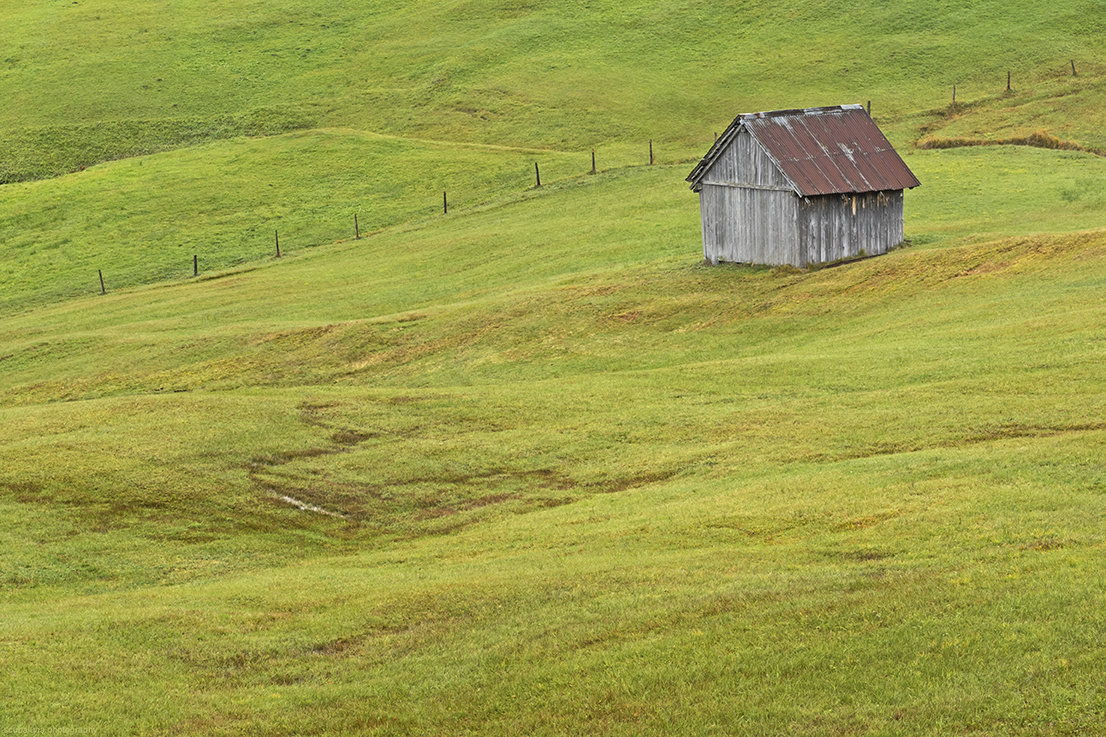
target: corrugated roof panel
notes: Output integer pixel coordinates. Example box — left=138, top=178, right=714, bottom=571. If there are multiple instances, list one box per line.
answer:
left=687, top=105, right=920, bottom=196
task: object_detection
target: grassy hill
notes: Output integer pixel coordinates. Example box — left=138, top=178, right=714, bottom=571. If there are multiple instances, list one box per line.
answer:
left=3, top=0, right=1106, bottom=734
left=3, top=0, right=1106, bottom=180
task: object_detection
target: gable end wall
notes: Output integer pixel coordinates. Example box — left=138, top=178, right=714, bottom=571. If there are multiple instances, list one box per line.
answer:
left=698, top=128, right=801, bottom=265
left=702, top=127, right=792, bottom=189
left=699, top=185, right=800, bottom=265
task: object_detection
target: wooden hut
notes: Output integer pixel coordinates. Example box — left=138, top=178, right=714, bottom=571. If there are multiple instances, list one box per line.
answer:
left=687, top=104, right=920, bottom=267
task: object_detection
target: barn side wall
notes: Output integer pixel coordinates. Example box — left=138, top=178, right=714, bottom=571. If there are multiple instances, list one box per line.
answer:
left=796, top=190, right=904, bottom=266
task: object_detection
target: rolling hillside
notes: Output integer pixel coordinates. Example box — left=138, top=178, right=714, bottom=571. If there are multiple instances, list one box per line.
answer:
left=2, top=0, right=1106, bottom=734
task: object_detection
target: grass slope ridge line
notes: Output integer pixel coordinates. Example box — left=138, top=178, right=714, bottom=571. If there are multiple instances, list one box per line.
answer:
left=0, top=108, right=316, bottom=184
left=916, top=130, right=1105, bottom=157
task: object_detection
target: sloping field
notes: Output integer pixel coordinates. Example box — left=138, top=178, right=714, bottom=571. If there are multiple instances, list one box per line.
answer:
left=0, top=129, right=591, bottom=313
left=4, top=158, right=1106, bottom=733
left=2, top=0, right=1105, bottom=179
left=3, top=0, right=1106, bottom=734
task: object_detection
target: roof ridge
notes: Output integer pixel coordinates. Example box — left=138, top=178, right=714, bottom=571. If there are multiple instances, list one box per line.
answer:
left=739, top=104, right=864, bottom=122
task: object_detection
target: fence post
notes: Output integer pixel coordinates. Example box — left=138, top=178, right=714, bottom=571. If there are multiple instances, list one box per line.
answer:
left=591, top=149, right=596, bottom=175
left=534, top=161, right=541, bottom=187
left=275, top=230, right=281, bottom=257
left=649, top=140, right=654, bottom=165
left=355, top=214, right=360, bottom=239
left=98, top=269, right=105, bottom=295
left=1072, top=60, right=1077, bottom=76
left=193, top=255, right=198, bottom=276
left=443, top=191, right=448, bottom=215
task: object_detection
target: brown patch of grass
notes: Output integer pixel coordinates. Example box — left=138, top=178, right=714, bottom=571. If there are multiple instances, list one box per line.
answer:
left=583, top=469, right=681, bottom=494
left=959, top=261, right=1010, bottom=276
left=917, top=130, right=1104, bottom=156
left=309, top=636, right=365, bottom=656
left=331, top=429, right=380, bottom=445
left=1, top=481, right=45, bottom=504
left=1020, top=537, right=1068, bottom=552
left=463, top=492, right=520, bottom=509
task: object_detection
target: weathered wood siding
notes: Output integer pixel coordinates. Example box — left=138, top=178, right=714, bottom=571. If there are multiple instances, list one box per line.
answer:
left=696, top=128, right=906, bottom=266
left=703, top=129, right=792, bottom=189
left=699, top=185, right=799, bottom=265
left=690, top=107, right=916, bottom=266
left=698, top=129, right=800, bottom=265
left=795, top=190, right=903, bottom=266
left=700, top=188, right=904, bottom=266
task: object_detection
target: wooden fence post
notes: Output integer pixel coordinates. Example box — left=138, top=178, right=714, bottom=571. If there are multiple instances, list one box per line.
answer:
left=443, top=191, right=448, bottom=215
left=590, top=149, right=596, bottom=175
left=535, top=161, right=541, bottom=187
left=1007, top=71, right=1011, bottom=91
left=193, top=255, right=198, bottom=276
left=98, top=269, right=105, bottom=295
left=1071, top=60, right=1077, bottom=76
left=275, top=230, right=281, bottom=257
left=355, top=214, right=360, bottom=239
left=649, top=140, right=654, bottom=165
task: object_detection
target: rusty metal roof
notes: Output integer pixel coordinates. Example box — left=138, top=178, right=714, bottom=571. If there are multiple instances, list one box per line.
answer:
left=687, top=105, right=920, bottom=196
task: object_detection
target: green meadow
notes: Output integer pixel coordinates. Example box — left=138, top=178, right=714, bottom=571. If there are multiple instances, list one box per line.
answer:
left=3, top=0, right=1106, bottom=734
